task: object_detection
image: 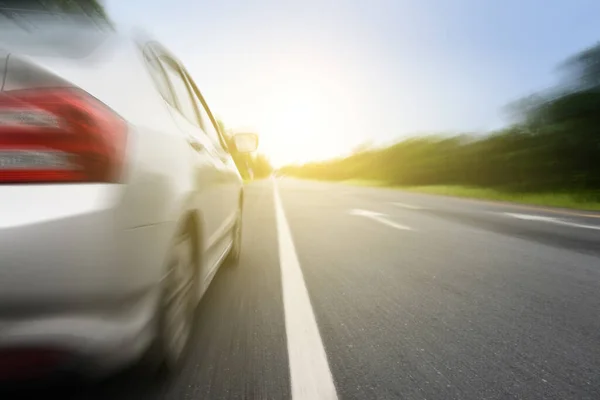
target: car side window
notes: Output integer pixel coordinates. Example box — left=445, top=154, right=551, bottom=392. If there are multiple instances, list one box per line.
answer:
left=143, top=48, right=176, bottom=109
left=160, top=58, right=201, bottom=127
left=184, top=72, right=228, bottom=152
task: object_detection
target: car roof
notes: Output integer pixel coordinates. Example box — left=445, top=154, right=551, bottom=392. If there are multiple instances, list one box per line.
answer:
left=0, top=10, right=113, bottom=59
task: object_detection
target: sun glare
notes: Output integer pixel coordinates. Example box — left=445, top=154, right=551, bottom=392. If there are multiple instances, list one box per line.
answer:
left=212, top=54, right=364, bottom=168
left=252, top=80, right=352, bottom=167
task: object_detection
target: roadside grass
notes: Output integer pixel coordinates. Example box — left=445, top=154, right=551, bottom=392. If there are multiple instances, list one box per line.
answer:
left=340, top=180, right=600, bottom=211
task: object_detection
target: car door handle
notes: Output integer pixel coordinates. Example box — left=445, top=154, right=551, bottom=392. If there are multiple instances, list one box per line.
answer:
left=187, top=139, right=204, bottom=152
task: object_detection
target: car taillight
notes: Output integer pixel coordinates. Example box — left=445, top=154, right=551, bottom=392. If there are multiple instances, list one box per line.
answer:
left=0, top=88, right=127, bottom=183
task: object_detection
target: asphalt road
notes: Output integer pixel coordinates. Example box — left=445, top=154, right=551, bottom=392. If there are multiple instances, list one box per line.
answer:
left=6, top=178, right=600, bottom=399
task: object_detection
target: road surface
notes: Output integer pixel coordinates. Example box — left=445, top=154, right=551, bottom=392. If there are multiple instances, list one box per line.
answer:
left=5, top=179, right=600, bottom=399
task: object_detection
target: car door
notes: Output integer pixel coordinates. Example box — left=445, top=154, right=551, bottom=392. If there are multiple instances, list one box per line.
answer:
left=182, top=69, right=242, bottom=242
left=145, top=44, right=230, bottom=280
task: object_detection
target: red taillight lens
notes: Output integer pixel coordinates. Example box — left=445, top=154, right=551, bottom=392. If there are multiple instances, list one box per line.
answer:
left=0, top=88, right=127, bottom=183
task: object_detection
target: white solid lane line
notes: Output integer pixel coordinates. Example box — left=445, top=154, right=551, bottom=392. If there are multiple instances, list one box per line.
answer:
left=503, top=213, right=600, bottom=231
left=273, top=182, right=339, bottom=400
left=392, top=202, right=425, bottom=210
left=350, top=209, right=413, bottom=231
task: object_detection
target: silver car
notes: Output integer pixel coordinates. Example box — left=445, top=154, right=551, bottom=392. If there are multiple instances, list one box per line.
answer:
left=0, top=16, right=257, bottom=380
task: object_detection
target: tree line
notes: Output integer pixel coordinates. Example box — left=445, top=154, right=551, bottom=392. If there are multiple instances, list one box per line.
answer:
left=281, top=43, right=600, bottom=195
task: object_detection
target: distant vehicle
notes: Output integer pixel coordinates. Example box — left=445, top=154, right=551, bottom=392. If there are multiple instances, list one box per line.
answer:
left=0, top=18, right=258, bottom=380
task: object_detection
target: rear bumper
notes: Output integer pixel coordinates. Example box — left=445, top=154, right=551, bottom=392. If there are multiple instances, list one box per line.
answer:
left=0, top=288, right=159, bottom=377
left=0, top=184, right=174, bottom=375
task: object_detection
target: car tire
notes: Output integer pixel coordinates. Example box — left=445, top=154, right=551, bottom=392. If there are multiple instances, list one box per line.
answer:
left=142, top=228, right=197, bottom=379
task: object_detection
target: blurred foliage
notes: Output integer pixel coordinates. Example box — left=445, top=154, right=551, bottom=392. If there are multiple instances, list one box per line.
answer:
left=281, top=43, right=600, bottom=197
left=249, top=153, right=274, bottom=180
left=218, top=120, right=273, bottom=180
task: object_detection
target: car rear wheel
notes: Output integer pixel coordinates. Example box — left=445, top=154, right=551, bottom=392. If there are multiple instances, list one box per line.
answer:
left=144, top=229, right=197, bottom=377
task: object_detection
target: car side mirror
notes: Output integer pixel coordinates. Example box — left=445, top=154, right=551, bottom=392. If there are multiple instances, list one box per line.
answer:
left=232, top=133, right=259, bottom=153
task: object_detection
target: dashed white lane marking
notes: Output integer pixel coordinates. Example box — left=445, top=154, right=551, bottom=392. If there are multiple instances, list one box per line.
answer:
left=503, top=213, right=600, bottom=231
left=350, top=209, right=413, bottom=231
left=273, top=182, right=339, bottom=400
left=392, top=202, right=425, bottom=210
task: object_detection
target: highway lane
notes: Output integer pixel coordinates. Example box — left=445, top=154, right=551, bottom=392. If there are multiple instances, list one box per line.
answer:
left=279, top=179, right=600, bottom=399
left=346, top=182, right=600, bottom=257
left=4, top=178, right=600, bottom=399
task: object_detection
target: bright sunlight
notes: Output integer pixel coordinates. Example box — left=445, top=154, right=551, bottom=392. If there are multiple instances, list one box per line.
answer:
left=202, top=49, right=370, bottom=168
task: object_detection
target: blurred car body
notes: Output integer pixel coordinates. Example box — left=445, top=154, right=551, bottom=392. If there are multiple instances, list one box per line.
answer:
left=0, top=15, right=255, bottom=379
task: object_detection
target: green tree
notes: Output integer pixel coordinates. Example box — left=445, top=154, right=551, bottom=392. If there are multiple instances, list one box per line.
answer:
left=561, top=42, right=600, bottom=91
left=251, top=154, right=274, bottom=179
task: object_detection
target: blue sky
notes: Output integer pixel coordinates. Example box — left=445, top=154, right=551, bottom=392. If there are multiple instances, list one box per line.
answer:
left=107, top=0, right=600, bottom=166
